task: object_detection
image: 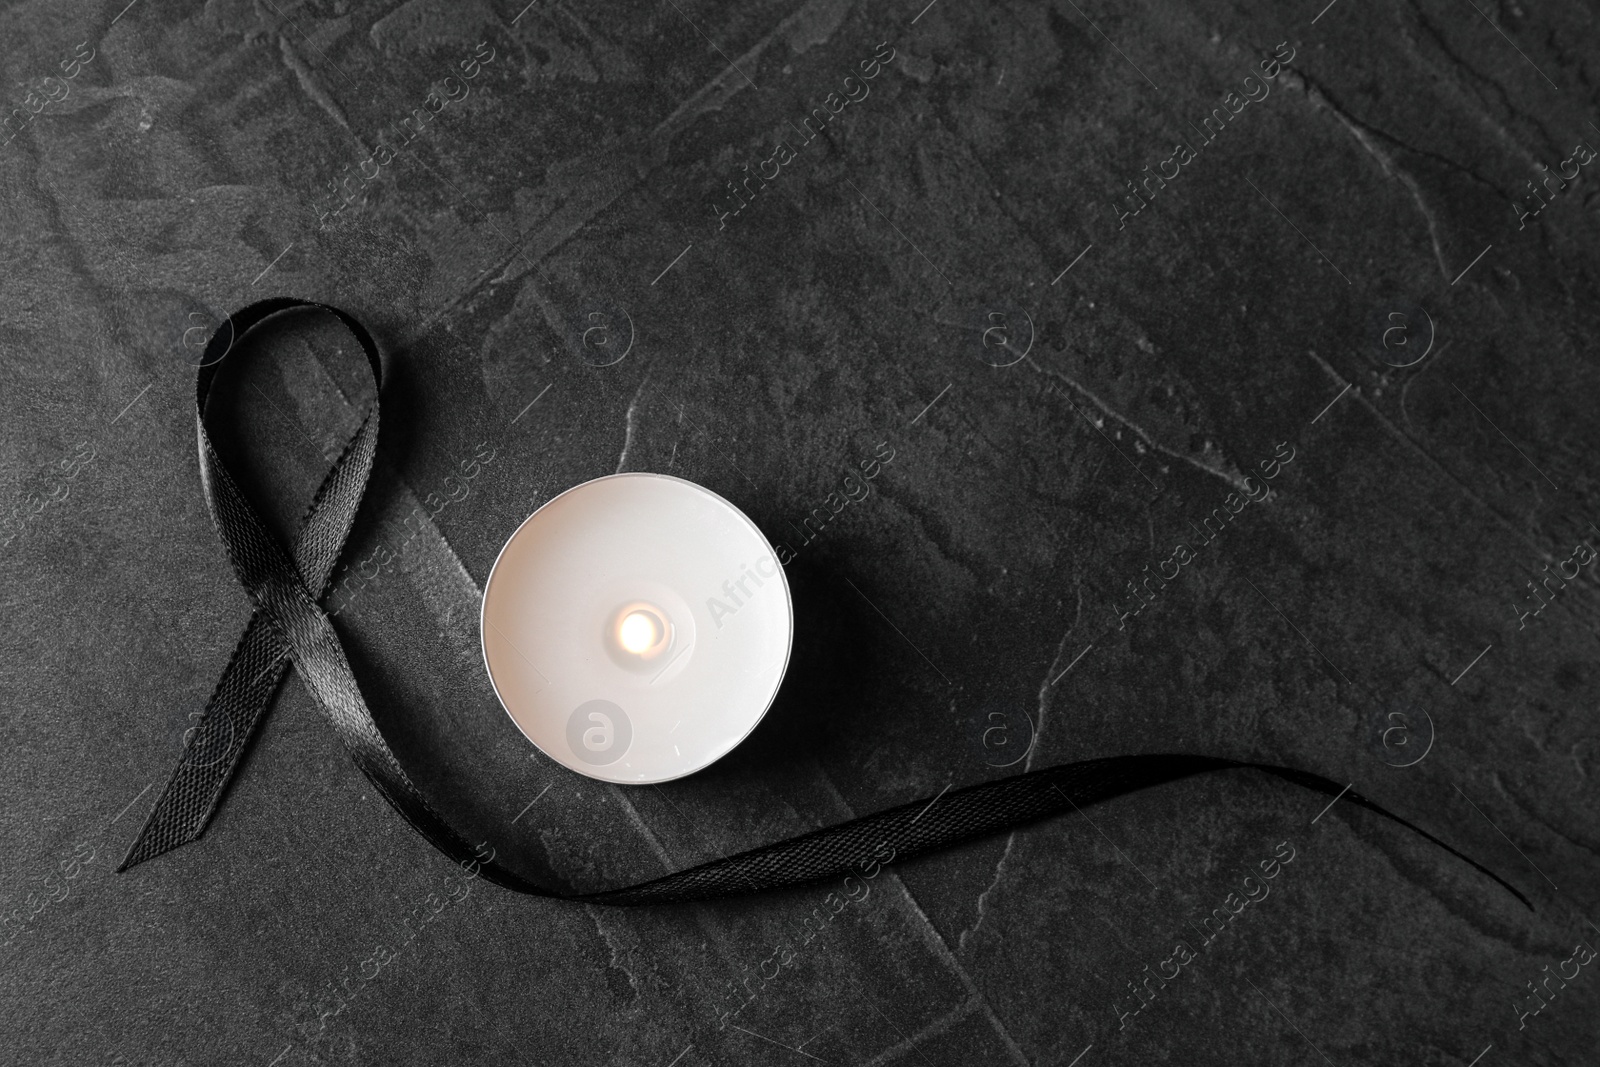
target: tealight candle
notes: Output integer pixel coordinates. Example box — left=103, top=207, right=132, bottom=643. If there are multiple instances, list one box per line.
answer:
left=480, top=473, right=793, bottom=783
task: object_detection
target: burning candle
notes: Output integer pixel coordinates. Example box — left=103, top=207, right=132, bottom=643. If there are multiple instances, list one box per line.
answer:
left=481, top=473, right=793, bottom=783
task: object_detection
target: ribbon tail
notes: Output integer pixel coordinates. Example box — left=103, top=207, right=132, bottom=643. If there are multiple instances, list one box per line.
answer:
left=118, top=612, right=291, bottom=870
left=583, top=755, right=1532, bottom=909
left=1258, top=764, right=1532, bottom=910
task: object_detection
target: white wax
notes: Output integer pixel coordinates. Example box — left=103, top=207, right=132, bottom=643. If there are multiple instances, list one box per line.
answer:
left=480, top=473, right=793, bottom=783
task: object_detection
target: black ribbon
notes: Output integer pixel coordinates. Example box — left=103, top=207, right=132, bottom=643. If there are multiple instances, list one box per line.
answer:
left=119, top=299, right=1529, bottom=909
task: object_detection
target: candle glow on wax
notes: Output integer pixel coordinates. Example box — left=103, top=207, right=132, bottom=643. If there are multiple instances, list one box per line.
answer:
left=617, top=608, right=666, bottom=655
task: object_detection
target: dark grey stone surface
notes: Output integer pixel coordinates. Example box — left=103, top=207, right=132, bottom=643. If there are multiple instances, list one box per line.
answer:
left=2, top=0, right=1598, bottom=1064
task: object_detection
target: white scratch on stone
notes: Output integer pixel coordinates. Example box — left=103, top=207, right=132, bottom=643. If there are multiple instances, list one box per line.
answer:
left=858, top=997, right=981, bottom=1066
left=588, top=907, right=643, bottom=996
left=1295, top=75, right=1453, bottom=282
left=1024, top=358, right=1247, bottom=492
left=885, top=880, right=1033, bottom=1066
left=960, top=586, right=1082, bottom=954
left=806, top=768, right=1030, bottom=1066
left=1305, top=351, right=1551, bottom=562
left=616, top=372, right=652, bottom=474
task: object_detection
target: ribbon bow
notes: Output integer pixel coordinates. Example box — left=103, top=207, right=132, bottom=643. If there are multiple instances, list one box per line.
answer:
left=119, top=299, right=1527, bottom=908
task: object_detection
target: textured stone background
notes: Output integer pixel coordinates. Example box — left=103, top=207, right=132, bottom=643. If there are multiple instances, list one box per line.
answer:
left=2, top=0, right=1598, bottom=1064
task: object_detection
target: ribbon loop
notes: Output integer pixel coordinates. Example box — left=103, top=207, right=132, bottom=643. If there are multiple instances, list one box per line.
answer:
left=120, top=300, right=1529, bottom=911
left=122, top=300, right=381, bottom=869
